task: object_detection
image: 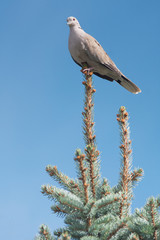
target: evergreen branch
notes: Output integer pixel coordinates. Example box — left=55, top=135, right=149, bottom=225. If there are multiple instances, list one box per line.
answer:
left=74, top=149, right=92, bottom=229
left=35, top=224, right=56, bottom=240
left=92, top=214, right=117, bottom=225
left=127, top=233, right=140, bottom=240
left=35, top=57, right=160, bottom=239
left=81, top=237, right=99, bottom=240
left=131, top=168, right=144, bottom=185
left=148, top=199, right=158, bottom=240
left=46, top=165, right=81, bottom=194
left=82, top=66, right=96, bottom=147
left=65, top=215, right=87, bottom=230
left=130, top=236, right=139, bottom=240
left=135, top=211, right=148, bottom=222
left=41, top=185, right=84, bottom=212
left=54, top=228, right=64, bottom=237
left=88, top=214, right=118, bottom=236
left=65, top=208, right=92, bottom=233
left=105, top=222, right=128, bottom=240
left=82, top=67, right=100, bottom=199
left=89, top=193, right=121, bottom=217
left=117, top=106, right=133, bottom=217
left=119, top=193, right=125, bottom=219
left=142, top=197, right=160, bottom=231
left=69, top=229, right=89, bottom=239
left=51, top=204, right=68, bottom=216
left=74, top=149, right=89, bottom=203
left=60, top=232, right=71, bottom=240
left=157, top=197, right=160, bottom=207
left=125, top=221, right=144, bottom=240
left=54, top=228, right=70, bottom=239
left=132, top=200, right=160, bottom=240
left=64, top=204, right=93, bottom=236
left=101, top=178, right=111, bottom=197
left=97, top=196, right=120, bottom=210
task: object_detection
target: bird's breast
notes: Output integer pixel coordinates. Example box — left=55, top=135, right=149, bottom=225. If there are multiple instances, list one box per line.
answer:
left=68, top=28, right=86, bottom=64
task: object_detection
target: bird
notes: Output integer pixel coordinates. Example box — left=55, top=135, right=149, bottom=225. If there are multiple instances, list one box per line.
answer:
left=67, top=16, right=141, bottom=94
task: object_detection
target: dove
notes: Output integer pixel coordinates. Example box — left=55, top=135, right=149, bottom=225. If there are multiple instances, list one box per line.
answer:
left=67, top=16, right=141, bottom=94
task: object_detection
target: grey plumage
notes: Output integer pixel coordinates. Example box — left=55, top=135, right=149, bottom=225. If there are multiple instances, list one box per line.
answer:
left=67, top=16, right=141, bottom=94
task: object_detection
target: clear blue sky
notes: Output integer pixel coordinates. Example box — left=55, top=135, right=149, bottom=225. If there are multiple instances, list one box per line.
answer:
left=0, top=1, right=160, bottom=239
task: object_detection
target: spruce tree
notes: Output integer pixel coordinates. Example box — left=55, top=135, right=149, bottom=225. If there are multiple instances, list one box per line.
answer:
left=35, top=69, right=160, bottom=240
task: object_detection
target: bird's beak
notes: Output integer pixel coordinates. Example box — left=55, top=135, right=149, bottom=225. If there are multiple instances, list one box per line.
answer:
left=67, top=19, right=72, bottom=26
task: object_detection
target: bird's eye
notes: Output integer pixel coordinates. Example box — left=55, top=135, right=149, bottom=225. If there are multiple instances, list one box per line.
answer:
left=73, top=18, right=75, bottom=21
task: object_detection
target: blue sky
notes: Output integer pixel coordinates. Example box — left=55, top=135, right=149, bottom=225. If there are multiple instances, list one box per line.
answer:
left=0, top=0, right=160, bottom=239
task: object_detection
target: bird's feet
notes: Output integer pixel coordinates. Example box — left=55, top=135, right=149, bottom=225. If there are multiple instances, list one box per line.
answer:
left=81, top=67, right=94, bottom=76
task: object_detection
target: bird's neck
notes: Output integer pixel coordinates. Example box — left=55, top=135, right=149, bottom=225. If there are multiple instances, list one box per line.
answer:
left=69, top=26, right=84, bottom=36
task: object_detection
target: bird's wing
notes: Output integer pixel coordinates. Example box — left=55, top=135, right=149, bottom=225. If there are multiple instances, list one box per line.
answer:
left=84, top=33, right=120, bottom=73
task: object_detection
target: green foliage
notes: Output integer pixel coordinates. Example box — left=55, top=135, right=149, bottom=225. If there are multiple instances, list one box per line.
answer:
left=35, top=224, right=56, bottom=240
left=35, top=75, right=160, bottom=240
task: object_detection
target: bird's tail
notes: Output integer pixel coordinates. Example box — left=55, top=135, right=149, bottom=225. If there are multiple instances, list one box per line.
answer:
left=116, top=75, right=141, bottom=94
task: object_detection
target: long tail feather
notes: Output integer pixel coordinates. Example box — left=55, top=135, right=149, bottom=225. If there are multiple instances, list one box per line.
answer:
left=116, top=75, right=141, bottom=94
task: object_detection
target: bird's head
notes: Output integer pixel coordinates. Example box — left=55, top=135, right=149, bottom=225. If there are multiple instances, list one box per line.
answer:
left=67, top=16, right=81, bottom=28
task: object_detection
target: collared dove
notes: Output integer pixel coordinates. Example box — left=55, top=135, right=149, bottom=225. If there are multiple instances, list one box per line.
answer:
left=67, top=16, right=141, bottom=94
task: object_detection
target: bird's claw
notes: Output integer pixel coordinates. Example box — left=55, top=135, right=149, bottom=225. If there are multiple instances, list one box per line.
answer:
left=81, top=67, right=94, bottom=76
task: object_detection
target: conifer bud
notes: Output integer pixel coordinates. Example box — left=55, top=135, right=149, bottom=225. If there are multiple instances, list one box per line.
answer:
left=49, top=171, right=54, bottom=176
left=96, top=150, right=100, bottom=156
left=120, top=106, right=125, bottom=112
left=120, top=144, right=124, bottom=148
left=128, top=150, right=132, bottom=154
left=86, top=145, right=92, bottom=152
left=75, top=149, right=82, bottom=156
left=43, top=230, right=47, bottom=235
left=124, top=112, right=128, bottom=118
